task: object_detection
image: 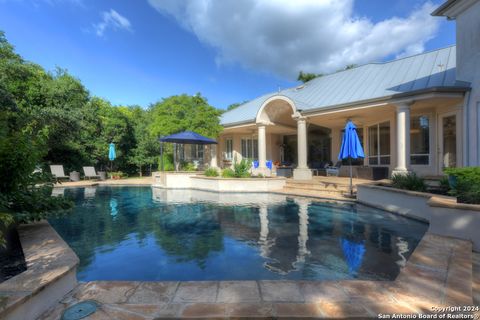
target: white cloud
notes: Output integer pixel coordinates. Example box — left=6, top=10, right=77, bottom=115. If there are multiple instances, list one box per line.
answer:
left=147, top=0, right=440, bottom=78
left=94, top=9, right=132, bottom=37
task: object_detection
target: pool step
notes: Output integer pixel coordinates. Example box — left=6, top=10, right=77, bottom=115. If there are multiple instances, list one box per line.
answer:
left=284, top=180, right=353, bottom=194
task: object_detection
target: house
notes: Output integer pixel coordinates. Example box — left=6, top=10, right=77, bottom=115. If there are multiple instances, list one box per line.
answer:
left=215, top=0, right=480, bottom=180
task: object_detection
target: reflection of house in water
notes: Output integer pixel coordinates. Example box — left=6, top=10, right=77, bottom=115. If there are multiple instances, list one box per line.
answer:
left=150, top=187, right=427, bottom=279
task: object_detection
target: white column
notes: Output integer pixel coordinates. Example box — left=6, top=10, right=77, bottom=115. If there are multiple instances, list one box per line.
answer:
left=258, top=124, right=267, bottom=170
left=297, top=117, right=308, bottom=169
left=209, top=145, right=218, bottom=168
left=393, top=103, right=411, bottom=175
left=293, top=113, right=312, bottom=180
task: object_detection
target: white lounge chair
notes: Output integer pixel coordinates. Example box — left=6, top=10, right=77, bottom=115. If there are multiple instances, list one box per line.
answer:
left=83, top=166, right=100, bottom=179
left=50, top=165, right=69, bottom=181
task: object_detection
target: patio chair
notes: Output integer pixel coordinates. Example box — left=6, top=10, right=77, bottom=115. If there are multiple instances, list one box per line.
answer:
left=50, top=165, right=69, bottom=181
left=326, top=161, right=342, bottom=177
left=83, top=166, right=100, bottom=180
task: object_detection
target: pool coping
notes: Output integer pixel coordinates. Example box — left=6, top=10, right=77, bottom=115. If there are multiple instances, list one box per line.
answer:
left=36, top=231, right=473, bottom=319
left=1, top=188, right=474, bottom=319
left=0, top=221, right=79, bottom=320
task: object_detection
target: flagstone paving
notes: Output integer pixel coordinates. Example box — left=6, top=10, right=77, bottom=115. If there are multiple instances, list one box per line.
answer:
left=36, top=233, right=475, bottom=319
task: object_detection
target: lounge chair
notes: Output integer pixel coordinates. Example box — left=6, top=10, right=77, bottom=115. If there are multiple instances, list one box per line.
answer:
left=50, top=165, right=69, bottom=181
left=326, top=161, right=342, bottom=177
left=83, top=166, right=100, bottom=179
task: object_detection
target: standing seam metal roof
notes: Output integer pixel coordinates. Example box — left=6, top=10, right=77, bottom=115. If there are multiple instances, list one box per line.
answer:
left=220, top=46, right=468, bottom=126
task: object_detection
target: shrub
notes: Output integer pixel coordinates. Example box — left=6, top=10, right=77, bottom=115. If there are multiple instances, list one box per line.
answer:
left=391, top=172, right=427, bottom=192
left=444, top=167, right=480, bottom=204
left=204, top=167, right=219, bottom=177
left=221, top=168, right=235, bottom=178
left=109, top=171, right=127, bottom=179
left=233, top=158, right=251, bottom=178
left=181, top=162, right=196, bottom=172
left=158, top=153, right=174, bottom=171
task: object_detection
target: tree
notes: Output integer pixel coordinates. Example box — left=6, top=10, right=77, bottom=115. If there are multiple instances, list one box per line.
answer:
left=297, top=71, right=323, bottom=83
left=128, top=106, right=159, bottom=176
left=148, top=94, right=223, bottom=138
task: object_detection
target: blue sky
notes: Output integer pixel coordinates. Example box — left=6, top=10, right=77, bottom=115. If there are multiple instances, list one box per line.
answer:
left=0, top=0, right=455, bottom=109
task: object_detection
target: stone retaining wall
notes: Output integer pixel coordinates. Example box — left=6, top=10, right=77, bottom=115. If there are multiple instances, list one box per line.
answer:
left=358, top=183, right=480, bottom=251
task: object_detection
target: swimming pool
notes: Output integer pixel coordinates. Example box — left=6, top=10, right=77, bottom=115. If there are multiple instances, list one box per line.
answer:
left=48, top=186, right=428, bottom=282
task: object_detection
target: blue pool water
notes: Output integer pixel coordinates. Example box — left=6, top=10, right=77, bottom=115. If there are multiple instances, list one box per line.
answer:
left=48, top=187, right=428, bottom=281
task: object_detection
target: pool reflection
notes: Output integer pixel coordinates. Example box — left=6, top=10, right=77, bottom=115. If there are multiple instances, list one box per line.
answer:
left=48, top=187, right=428, bottom=281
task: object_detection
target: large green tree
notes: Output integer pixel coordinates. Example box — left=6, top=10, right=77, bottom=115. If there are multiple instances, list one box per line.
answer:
left=148, top=94, right=223, bottom=138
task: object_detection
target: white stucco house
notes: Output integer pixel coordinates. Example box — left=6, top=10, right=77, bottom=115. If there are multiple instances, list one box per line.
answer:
left=214, top=0, right=480, bottom=180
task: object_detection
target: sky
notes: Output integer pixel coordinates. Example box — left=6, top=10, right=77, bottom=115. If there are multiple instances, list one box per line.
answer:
left=0, top=0, right=455, bottom=109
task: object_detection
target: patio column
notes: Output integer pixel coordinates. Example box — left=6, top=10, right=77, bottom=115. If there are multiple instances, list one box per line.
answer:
left=293, top=112, right=312, bottom=180
left=257, top=123, right=268, bottom=173
left=393, top=103, right=411, bottom=175
left=209, top=145, right=218, bottom=168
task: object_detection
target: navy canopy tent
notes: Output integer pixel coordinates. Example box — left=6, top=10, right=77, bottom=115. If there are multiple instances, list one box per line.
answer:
left=159, top=131, right=217, bottom=145
left=159, top=131, right=217, bottom=171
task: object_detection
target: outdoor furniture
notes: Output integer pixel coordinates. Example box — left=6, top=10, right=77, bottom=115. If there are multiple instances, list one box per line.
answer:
left=83, top=166, right=101, bottom=180
left=50, top=165, right=69, bottom=181
left=310, top=161, right=332, bottom=176
left=98, top=171, right=107, bottom=180
left=277, top=166, right=293, bottom=178
left=356, top=166, right=389, bottom=180
left=326, top=161, right=342, bottom=177
left=69, top=171, right=80, bottom=182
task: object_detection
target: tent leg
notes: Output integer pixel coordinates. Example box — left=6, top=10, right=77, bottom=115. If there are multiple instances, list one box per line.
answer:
left=160, top=142, right=164, bottom=172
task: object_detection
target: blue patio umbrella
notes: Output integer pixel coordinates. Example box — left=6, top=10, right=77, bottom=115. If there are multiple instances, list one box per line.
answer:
left=108, top=143, right=116, bottom=171
left=341, top=238, right=366, bottom=276
left=338, top=120, right=365, bottom=196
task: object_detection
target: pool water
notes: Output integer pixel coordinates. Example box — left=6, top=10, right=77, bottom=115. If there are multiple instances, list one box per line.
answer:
left=49, top=187, right=428, bottom=281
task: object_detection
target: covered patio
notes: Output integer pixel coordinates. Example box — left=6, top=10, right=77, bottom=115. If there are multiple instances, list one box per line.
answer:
left=217, top=46, right=468, bottom=180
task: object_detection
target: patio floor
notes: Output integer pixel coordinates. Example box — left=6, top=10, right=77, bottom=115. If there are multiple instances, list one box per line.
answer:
left=37, top=233, right=474, bottom=319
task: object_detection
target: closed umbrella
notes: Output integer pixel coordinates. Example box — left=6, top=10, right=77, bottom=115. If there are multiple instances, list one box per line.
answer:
left=108, top=143, right=116, bottom=172
left=338, top=120, right=365, bottom=196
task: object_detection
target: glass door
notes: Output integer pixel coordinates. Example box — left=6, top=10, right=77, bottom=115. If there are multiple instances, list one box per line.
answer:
left=439, top=114, right=457, bottom=170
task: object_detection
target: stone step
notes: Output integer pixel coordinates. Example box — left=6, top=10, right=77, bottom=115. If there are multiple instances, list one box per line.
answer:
left=284, top=182, right=353, bottom=192
left=282, top=186, right=348, bottom=195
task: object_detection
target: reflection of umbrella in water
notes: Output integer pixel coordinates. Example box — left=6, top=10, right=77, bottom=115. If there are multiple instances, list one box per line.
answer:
left=341, top=238, right=366, bottom=276
left=110, top=198, right=118, bottom=217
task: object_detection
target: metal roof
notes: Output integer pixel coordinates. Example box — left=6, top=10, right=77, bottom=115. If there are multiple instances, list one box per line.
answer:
left=220, top=46, right=468, bottom=126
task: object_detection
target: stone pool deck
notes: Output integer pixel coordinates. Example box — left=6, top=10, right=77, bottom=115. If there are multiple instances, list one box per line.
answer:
left=37, top=233, right=474, bottom=319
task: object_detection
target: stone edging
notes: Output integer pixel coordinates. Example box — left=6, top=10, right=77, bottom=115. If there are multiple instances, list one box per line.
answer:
left=0, top=221, right=79, bottom=320
left=38, top=233, right=474, bottom=319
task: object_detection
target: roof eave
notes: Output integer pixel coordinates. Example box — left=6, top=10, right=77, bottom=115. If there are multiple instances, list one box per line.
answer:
left=301, top=86, right=469, bottom=116
left=431, top=0, right=479, bottom=18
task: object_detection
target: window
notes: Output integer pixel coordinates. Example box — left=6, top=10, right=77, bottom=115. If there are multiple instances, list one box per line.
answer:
left=225, top=138, right=233, bottom=160
left=190, top=145, right=204, bottom=159
left=241, top=137, right=258, bottom=159
left=368, top=122, right=390, bottom=165
left=410, top=115, right=430, bottom=165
